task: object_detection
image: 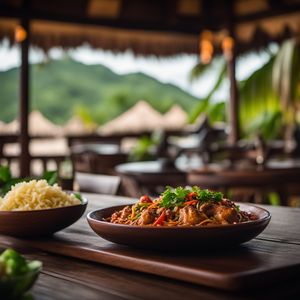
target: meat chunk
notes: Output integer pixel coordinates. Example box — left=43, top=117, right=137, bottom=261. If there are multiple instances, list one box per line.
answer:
left=200, top=203, right=218, bottom=217
left=120, top=206, right=132, bottom=219
left=200, top=203, right=239, bottom=224
left=178, top=206, right=207, bottom=225
left=214, top=206, right=239, bottom=224
left=137, top=208, right=156, bottom=225
left=110, top=206, right=131, bottom=223
left=165, top=208, right=175, bottom=220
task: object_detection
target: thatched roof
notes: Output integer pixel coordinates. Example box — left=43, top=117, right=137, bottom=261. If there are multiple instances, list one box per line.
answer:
left=98, top=100, right=163, bottom=134
left=0, top=111, right=62, bottom=136
left=62, top=116, right=91, bottom=135
left=0, top=0, right=300, bottom=56
left=162, top=105, right=188, bottom=130
left=0, top=119, right=19, bottom=134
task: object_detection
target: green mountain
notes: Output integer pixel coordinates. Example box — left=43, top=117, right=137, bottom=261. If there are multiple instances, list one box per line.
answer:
left=0, top=58, right=199, bottom=125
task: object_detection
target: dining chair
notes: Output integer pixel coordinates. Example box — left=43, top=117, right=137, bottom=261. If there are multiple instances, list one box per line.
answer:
left=75, top=172, right=121, bottom=195
left=187, top=168, right=300, bottom=206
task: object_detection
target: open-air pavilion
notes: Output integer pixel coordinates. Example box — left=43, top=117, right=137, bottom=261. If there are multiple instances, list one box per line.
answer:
left=1, top=2, right=300, bottom=299
left=1, top=0, right=300, bottom=175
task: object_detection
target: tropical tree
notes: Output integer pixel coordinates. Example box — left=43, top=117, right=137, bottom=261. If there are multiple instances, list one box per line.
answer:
left=189, top=38, right=300, bottom=141
left=189, top=59, right=227, bottom=124
left=272, top=39, right=300, bottom=139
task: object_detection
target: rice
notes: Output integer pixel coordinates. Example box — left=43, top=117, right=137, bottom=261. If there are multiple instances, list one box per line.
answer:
left=0, top=179, right=81, bottom=211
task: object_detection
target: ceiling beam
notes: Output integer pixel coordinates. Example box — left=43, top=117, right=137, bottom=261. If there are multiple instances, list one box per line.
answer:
left=0, top=3, right=300, bottom=35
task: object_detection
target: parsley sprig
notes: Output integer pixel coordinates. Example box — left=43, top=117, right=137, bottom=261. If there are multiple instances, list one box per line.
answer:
left=160, top=186, right=223, bottom=209
left=191, top=186, right=223, bottom=202
left=160, top=186, right=189, bottom=208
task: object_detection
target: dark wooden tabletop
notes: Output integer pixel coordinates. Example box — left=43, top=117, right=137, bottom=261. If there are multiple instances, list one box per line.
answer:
left=0, top=193, right=299, bottom=300
left=115, top=161, right=187, bottom=196
left=115, top=160, right=185, bottom=175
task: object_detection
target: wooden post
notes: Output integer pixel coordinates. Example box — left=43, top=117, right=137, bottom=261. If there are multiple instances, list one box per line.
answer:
left=227, top=52, right=239, bottom=145
left=19, top=0, right=30, bottom=176
left=226, top=2, right=240, bottom=145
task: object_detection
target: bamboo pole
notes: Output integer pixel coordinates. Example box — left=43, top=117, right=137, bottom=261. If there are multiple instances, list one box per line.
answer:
left=19, top=0, right=30, bottom=176
left=227, top=2, right=240, bottom=145
left=227, top=51, right=239, bottom=145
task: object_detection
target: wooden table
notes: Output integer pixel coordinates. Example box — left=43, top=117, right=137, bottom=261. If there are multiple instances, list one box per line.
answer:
left=115, top=160, right=187, bottom=197
left=188, top=165, right=300, bottom=205
left=71, top=143, right=128, bottom=175
left=0, top=193, right=300, bottom=299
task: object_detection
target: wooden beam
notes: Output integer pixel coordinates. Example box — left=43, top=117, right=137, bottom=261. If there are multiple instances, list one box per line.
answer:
left=19, top=0, right=30, bottom=176
left=1, top=2, right=300, bottom=35
left=236, top=2, right=300, bottom=23
left=227, top=54, right=239, bottom=145
left=226, top=1, right=239, bottom=145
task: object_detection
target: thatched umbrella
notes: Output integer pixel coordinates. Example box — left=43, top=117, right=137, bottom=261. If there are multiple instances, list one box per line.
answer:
left=98, top=100, right=163, bottom=135
left=62, top=116, right=91, bottom=135
left=0, top=119, right=19, bottom=134
left=28, top=111, right=62, bottom=136
left=162, top=105, right=188, bottom=130
left=0, top=111, right=62, bottom=136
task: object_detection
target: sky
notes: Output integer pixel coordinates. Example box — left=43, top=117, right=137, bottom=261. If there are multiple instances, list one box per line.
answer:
left=0, top=39, right=272, bottom=99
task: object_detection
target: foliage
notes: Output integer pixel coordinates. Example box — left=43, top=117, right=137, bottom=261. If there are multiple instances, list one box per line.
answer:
left=0, top=165, right=57, bottom=197
left=189, top=40, right=300, bottom=140
left=128, top=131, right=164, bottom=162
left=0, top=59, right=198, bottom=124
left=189, top=61, right=227, bottom=123
left=243, top=110, right=283, bottom=140
left=207, top=101, right=226, bottom=123
left=189, top=62, right=212, bottom=82
left=128, top=136, right=157, bottom=162
left=160, top=186, right=223, bottom=209
left=272, top=39, right=300, bottom=111
left=74, top=105, right=96, bottom=127
left=238, top=55, right=282, bottom=139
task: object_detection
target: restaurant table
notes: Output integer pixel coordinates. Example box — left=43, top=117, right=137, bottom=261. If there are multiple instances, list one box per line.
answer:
left=115, top=158, right=300, bottom=200
left=188, top=162, right=300, bottom=205
left=0, top=193, right=300, bottom=300
left=71, top=143, right=128, bottom=175
left=115, top=160, right=187, bottom=197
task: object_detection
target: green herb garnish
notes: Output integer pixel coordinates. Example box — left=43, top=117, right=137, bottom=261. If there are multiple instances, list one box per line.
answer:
left=160, top=186, right=190, bottom=208
left=160, top=186, right=223, bottom=209
left=191, top=186, right=223, bottom=202
left=72, top=192, right=83, bottom=203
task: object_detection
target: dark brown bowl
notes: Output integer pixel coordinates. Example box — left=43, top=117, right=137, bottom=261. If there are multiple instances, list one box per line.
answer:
left=0, top=198, right=87, bottom=237
left=87, top=203, right=271, bottom=250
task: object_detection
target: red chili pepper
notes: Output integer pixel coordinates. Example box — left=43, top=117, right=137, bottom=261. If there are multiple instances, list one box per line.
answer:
left=186, top=192, right=197, bottom=201
left=139, top=195, right=152, bottom=203
left=153, top=210, right=166, bottom=226
left=183, top=200, right=198, bottom=206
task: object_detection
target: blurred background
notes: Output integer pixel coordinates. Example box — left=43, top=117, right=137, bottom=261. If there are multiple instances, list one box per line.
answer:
left=0, top=0, right=300, bottom=205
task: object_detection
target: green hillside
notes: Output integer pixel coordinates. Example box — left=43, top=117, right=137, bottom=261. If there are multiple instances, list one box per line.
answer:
left=0, top=58, right=199, bottom=124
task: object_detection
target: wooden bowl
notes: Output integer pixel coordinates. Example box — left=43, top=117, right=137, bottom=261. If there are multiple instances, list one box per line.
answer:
left=87, top=203, right=271, bottom=250
left=0, top=198, right=87, bottom=237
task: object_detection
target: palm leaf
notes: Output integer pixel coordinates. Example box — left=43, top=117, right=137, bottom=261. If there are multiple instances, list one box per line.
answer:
left=272, top=39, right=300, bottom=110
left=189, top=62, right=212, bottom=82
left=208, top=102, right=226, bottom=123
left=272, top=39, right=300, bottom=109
left=189, top=61, right=227, bottom=123
left=239, top=55, right=281, bottom=138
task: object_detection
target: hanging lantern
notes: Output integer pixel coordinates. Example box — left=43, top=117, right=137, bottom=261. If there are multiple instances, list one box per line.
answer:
left=222, top=36, right=234, bottom=60
left=15, top=25, right=27, bottom=43
left=199, top=30, right=214, bottom=64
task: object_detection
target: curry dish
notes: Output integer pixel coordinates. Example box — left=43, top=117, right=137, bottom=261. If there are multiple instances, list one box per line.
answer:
left=108, top=186, right=257, bottom=226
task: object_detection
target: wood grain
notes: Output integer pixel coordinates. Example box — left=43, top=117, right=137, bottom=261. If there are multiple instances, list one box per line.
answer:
left=0, top=193, right=299, bottom=292
left=1, top=244, right=299, bottom=300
